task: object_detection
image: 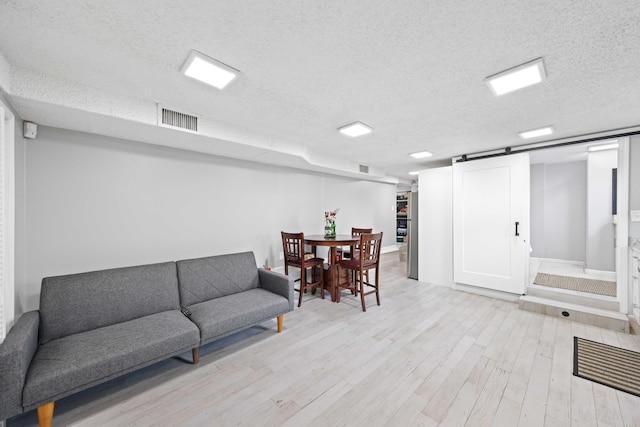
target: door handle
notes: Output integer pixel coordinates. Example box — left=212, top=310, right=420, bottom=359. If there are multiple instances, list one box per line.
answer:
left=515, top=221, right=520, bottom=236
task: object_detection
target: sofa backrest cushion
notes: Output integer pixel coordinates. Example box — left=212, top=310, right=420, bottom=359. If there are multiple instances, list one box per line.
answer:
left=39, top=262, right=180, bottom=345
left=176, top=251, right=260, bottom=307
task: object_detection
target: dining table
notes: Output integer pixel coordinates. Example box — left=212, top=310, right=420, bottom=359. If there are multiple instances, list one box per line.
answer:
left=304, top=234, right=359, bottom=302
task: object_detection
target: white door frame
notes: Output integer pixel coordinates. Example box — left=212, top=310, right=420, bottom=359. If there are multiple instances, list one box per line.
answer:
left=0, top=100, right=16, bottom=342
left=616, top=137, right=629, bottom=314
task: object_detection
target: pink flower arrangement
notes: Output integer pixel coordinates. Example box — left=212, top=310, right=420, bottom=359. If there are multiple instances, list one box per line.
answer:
left=325, top=208, right=339, bottom=224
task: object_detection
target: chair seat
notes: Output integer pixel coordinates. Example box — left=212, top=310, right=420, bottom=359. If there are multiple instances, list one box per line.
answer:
left=338, top=257, right=376, bottom=269
left=286, top=257, right=324, bottom=268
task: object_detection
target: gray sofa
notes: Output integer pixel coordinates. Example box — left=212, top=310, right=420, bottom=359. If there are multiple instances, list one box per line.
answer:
left=0, top=251, right=293, bottom=427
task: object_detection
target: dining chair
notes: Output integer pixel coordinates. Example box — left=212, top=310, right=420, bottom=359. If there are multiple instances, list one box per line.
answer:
left=281, top=231, right=325, bottom=307
left=336, top=227, right=373, bottom=287
left=340, top=227, right=373, bottom=260
left=336, top=232, right=383, bottom=312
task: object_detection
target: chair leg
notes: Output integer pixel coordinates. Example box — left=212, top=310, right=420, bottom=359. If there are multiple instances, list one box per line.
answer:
left=352, top=270, right=357, bottom=296
left=192, top=347, right=200, bottom=364
left=350, top=268, right=357, bottom=297
left=277, top=314, right=284, bottom=332
left=354, top=270, right=368, bottom=295
left=298, top=271, right=304, bottom=307
left=336, top=266, right=342, bottom=303
left=359, top=270, right=366, bottom=312
left=298, top=265, right=326, bottom=307
left=375, top=268, right=380, bottom=306
left=37, top=402, right=55, bottom=427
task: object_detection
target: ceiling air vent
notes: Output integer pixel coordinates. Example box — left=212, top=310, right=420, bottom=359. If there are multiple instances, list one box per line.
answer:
left=158, top=105, right=199, bottom=133
left=359, top=164, right=369, bottom=173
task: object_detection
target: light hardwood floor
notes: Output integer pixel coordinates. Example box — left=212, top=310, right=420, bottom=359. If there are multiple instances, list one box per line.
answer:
left=9, top=254, right=640, bottom=426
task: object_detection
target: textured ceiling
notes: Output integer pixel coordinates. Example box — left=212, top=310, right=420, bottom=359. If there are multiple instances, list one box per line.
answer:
left=1, top=0, right=639, bottom=183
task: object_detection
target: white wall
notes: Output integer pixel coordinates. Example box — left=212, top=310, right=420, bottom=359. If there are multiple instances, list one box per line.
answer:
left=529, top=163, right=545, bottom=257
left=532, top=154, right=620, bottom=268
left=16, top=126, right=396, bottom=313
left=586, top=149, right=617, bottom=271
left=418, top=167, right=453, bottom=287
left=541, top=161, right=587, bottom=262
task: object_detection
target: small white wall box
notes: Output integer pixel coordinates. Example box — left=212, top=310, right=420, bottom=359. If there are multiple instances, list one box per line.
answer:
left=23, top=121, right=38, bottom=139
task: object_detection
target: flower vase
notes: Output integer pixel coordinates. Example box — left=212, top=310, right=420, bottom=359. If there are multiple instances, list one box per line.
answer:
left=324, top=221, right=336, bottom=238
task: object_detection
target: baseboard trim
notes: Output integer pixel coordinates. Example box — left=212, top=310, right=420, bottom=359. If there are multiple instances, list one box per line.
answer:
left=382, top=245, right=399, bottom=254
left=532, top=257, right=585, bottom=267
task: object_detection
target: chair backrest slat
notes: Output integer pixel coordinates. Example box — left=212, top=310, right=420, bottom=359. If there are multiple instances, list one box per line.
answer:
left=281, top=231, right=304, bottom=261
left=359, top=232, right=383, bottom=266
left=351, top=227, right=372, bottom=252
left=352, top=227, right=372, bottom=237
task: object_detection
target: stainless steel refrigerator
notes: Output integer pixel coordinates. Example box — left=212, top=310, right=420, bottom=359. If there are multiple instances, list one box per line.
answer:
left=407, top=192, right=419, bottom=279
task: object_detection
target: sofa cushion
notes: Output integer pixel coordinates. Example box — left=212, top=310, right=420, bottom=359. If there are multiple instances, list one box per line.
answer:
left=22, top=311, right=199, bottom=409
left=39, top=262, right=180, bottom=345
left=187, top=288, right=290, bottom=345
left=177, top=251, right=260, bottom=307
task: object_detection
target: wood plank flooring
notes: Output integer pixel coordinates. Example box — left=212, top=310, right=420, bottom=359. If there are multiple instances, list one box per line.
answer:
left=9, top=253, right=640, bottom=426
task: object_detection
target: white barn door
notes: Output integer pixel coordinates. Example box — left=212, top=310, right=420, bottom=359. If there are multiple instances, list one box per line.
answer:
left=453, top=152, right=529, bottom=295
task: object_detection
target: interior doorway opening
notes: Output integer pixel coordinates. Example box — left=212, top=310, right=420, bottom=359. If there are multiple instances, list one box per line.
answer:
left=528, top=140, right=620, bottom=305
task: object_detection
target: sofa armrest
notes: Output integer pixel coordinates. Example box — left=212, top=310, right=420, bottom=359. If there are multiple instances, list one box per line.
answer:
left=0, top=310, right=40, bottom=421
left=258, top=269, right=294, bottom=311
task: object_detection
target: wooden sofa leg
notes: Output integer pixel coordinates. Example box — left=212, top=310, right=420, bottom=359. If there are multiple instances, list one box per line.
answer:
left=192, top=348, right=200, bottom=365
left=277, top=315, right=284, bottom=333
left=37, top=401, right=54, bottom=427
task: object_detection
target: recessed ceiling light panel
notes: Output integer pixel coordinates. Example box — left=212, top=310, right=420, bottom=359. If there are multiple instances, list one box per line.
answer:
left=588, top=142, right=619, bottom=152
left=338, top=122, right=372, bottom=137
left=486, top=58, right=546, bottom=96
left=408, top=171, right=420, bottom=175
left=518, top=126, right=554, bottom=139
left=410, top=150, right=433, bottom=159
left=181, top=50, right=239, bottom=90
